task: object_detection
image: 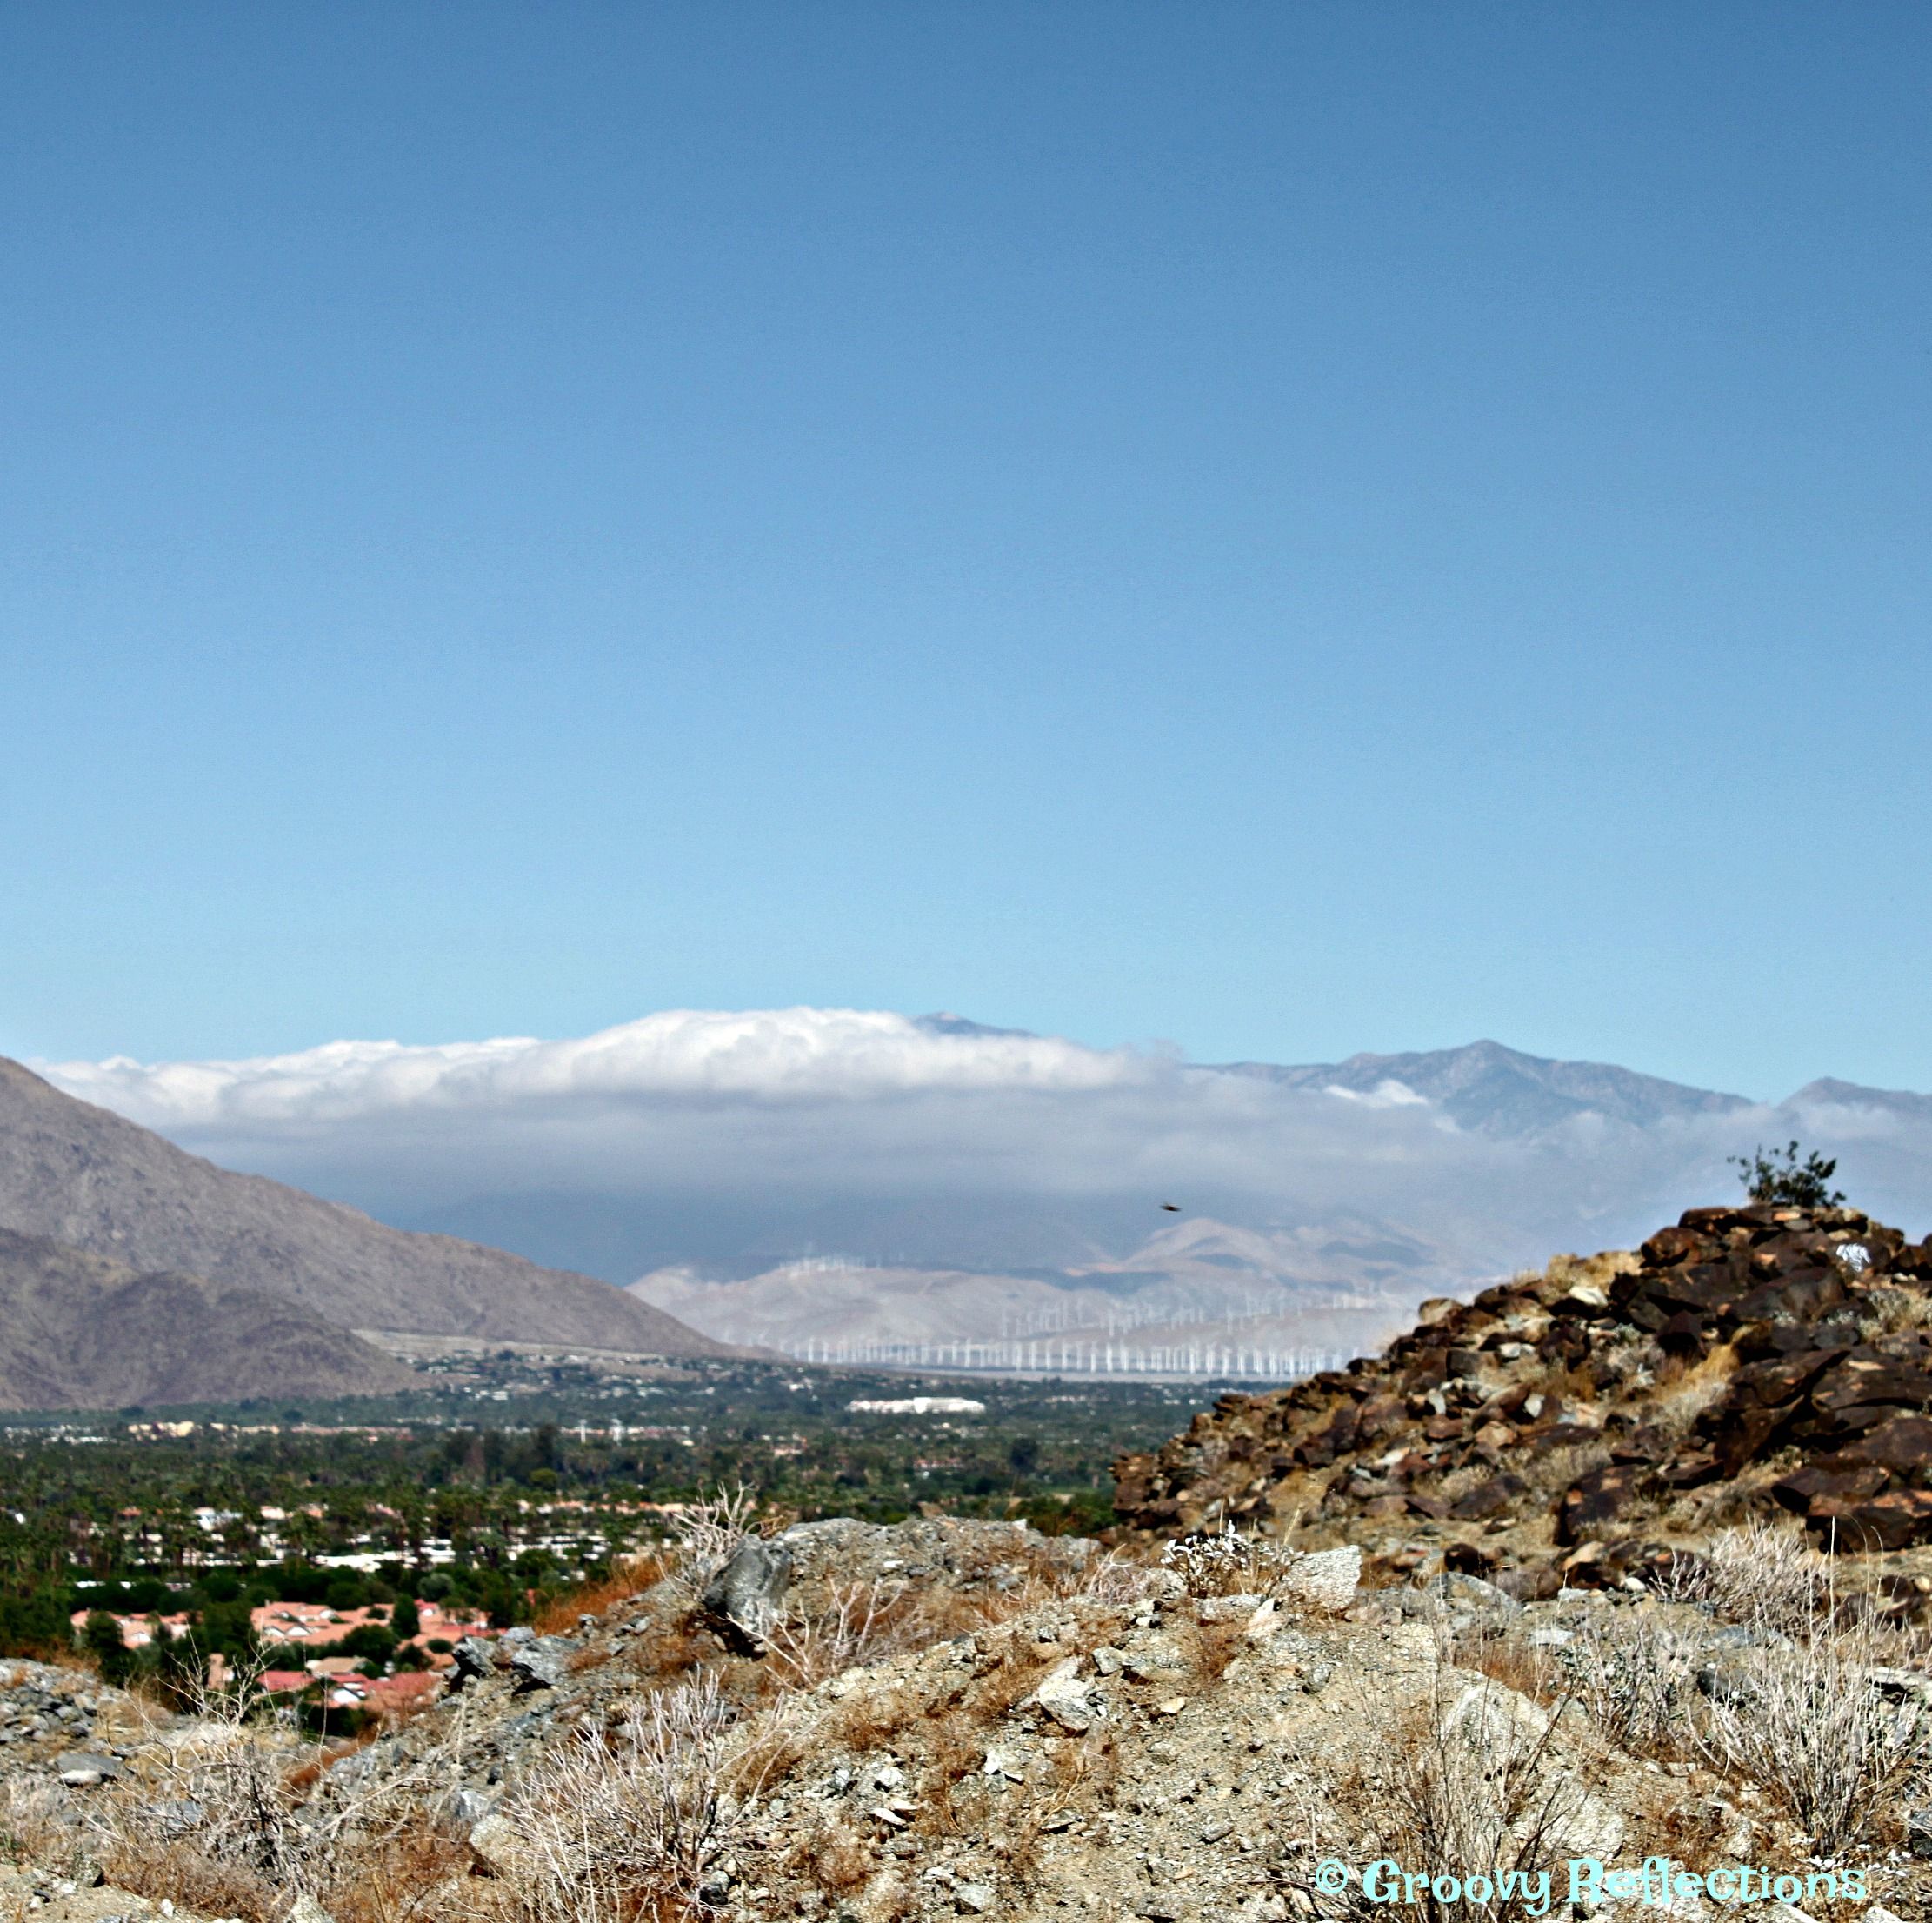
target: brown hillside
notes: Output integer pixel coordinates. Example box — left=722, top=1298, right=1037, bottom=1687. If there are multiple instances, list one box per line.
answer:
left=0, top=1057, right=734, bottom=1355
left=1115, top=1201, right=1932, bottom=1590
left=0, top=1228, right=412, bottom=1409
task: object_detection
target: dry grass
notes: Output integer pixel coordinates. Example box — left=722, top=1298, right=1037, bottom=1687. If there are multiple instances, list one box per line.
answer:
left=458, top=1673, right=734, bottom=1923
left=1354, top=1668, right=1595, bottom=1923
left=532, top=1552, right=669, bottom=1635
left=1693, top=1603, right=1932, bottom=1853
left=1559, top=1609, right=1698, bottom=1759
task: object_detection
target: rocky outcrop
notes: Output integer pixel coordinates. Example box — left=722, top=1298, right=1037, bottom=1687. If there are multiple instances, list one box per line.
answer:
left=1115, top=1204, right=1932, bottom=1586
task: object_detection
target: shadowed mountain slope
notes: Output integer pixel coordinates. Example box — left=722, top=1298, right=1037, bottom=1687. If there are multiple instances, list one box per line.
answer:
left=0, top=1057, right=731, bottom=1354
left=0, top=1228, right=411, bottom=1411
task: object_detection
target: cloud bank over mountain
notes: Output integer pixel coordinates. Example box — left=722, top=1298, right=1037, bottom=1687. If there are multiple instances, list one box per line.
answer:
left=47, top=1008, right=1150, bottom=1123
left=34, top=1013, right=1932, bottom=1298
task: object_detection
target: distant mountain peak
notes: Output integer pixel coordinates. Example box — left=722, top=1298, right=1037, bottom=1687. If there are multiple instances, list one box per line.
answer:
left=913, top=1013, right=1042, bottom=1040
left=1205, top=1039, right=1752, bottom=1137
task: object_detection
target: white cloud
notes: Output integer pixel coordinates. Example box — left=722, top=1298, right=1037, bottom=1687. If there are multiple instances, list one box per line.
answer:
left=37, top=1008, right=1929, bottom=1287
left=37, top=1008, right=1489, bottom=1230
left=43, top=1007, right=1152, bottom=1129
left=1323, top=1079, right=1431, bottom=1108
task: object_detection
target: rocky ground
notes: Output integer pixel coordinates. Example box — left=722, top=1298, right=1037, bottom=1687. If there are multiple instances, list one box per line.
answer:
left=0, top=1514, right=1929, bottom=1923
left=1115, top=1206, right=1932, bottom=1592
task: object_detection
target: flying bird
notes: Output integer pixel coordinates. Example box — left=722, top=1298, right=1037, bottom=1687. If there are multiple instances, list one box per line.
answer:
left=1160, top=1203, right=1182, bottom=1212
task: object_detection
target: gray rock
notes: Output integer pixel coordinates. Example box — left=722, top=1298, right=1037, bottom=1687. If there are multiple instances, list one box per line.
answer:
left=289, top=1899, right=336, bottom=1923
left=700, top=1536, right=793, bottom=1654
left=1025, top=1657, right=1098, bottom=1733
left=1905, top=1807, right=1932, bottom=1860
left=1695, top=1664, right=1757, bottom=1708
left=507, top=1637, right=576, bottom=1693
left=1702, top=1623, right=1759, bottom=1651
left=956, top=1882, right=996, bottom=1914
left=52, top=1750, right=120, bottom=1786
left=146, top=1797, right=206, bottom=1837
left=1425, top=1572, right=1522, bottom=1617
left=1867, top=1667, right=1932, bottom=1706
left=1196, top=1594, right=1267, bottom=1623
left=445, top=1787, right=496, bottom=1827
left=450, top=1636, right=499, bottom=1688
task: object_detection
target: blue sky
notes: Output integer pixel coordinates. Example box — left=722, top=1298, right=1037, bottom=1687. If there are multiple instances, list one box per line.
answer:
left=3, top=3, right=1929, bottom=1099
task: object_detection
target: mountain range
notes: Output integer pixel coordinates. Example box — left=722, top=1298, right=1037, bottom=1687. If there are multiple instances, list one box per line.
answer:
left=14, top=1021, right=1932, bottom=1398
left=622, top=1030, right=1932, bottom=1357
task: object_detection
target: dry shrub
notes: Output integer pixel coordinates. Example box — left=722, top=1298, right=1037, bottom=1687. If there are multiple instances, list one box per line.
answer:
left=766, top=1578, right=914, bottom=1689
left=1070, top=1547, right=1166, bottom=1609
left=89, top=1683, right=310, bottom=1894
left=1521, top=1438, right=1609, bottom=1502
left=85, top=1670, right=476, bottom=1920
left=323, top=1823, right=473, bottom=1923
left=1649, top=1347, right=1736, bottom=1430
left=1453, top=1631, right=1557, bottom=1707
left=467, top=1673, right=805, bottom=1923
left=626, top=1621, right=714, bottom=1684
left=1158, top=1520, right=1285, bottom=1598
left=1558, top=1611, right=1699, bottom=1758
left=1693, top=1606, right=1932, bottom=1853
left=467, top=1676, right=729, bottom=1922
left=916, top=1713, right=990, bottom=1805
left=1176, top=1619, right=1246, bottom=1682
left=1668, top=1515, right=1829, bottom=1636
left=954, top=1640, right=1069, bottom=1728
left=1862, top=1285, right=1932, bottom=1337
left=664, top=1483, right=759, bottom=1602
left=1358, top=1671, right=1594, bottom=1923
left=99, top=1837, right=277, bottom=1922
left=1532, top=1358, right=1600, bottom=1404
left=0, top=1778, right=73, bottom=1870
left=790, top=1813, right=873, bottom=1896
left=1613, top=1520, right=1932, bottom=1850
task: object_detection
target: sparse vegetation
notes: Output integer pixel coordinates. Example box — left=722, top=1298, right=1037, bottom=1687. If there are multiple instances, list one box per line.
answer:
left=1729, top=1138, right=1846, bottom=1209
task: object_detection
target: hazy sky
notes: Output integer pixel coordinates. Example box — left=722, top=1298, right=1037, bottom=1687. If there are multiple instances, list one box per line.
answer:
left=5, top=3, right=1929, bottom=1097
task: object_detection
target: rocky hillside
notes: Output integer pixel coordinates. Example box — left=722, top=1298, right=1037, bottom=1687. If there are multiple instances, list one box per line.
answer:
left=2, top=1511, right=1927, bottom=1923
left=0, top=1057, right=733, bottom=1356
left=0, top=1228, right=411, bottom=1411
left=1115, top=1202, right=1932, bottom=1588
